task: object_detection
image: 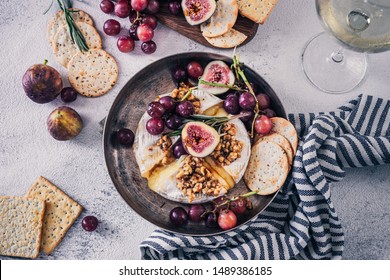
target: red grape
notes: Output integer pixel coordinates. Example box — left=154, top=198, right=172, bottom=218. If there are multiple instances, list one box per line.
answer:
left=205, top=213, right=218, bottom=228
left=239, top=92, right=256, bottom=110
left=186, top=61, right=203, bottom=79
left=82, top=216, right=98, bottom=232
left=256, top=93, right=271, bottom=110
left=172, top=140, right=188, bottom=158
left=146, top=0, right=160, bottom=14
left=60, top=87, right=78, bottom=103
left=137, top=23, right=154, bottom=42
left=142, top=15, right=158, bottom=30
left=129, top=23, right=140, bottom=41
left=117, top=128, right=135, bottom=146
left=117, top=36, right=135, bottom=53
left=254, top=115, right=272, bottom=135
left=229, top=198, right=247, bottom=215
left=146, top=117, right=164, bottom=135
left=165, top=114, right=182, bottom=130
left=141, top=41, right=157, bottom=54
left=168, top=1, right=181, bottom=14
left=263, top=108, right=276, bottom=118
left=169, top=207, right=188, bottom=226
left=239, top=109, right=254, bottom=123
left=176, top=101, right=194, bottom=117
left=188, top=204, right=206, bottom=222
left=129, top=10, right=140, bottom=24
left=103, top=19, right=121, bottom=35
left=100, top=0, right=114, bottom=13
left=114, top=0, right=131, bottom=18
left=223, top=94, right=240, bottom=115
left=212, top=196, right=229, bottom=211
left=159, top=96, right=176, bottom=112
left=147, top=101, right=165, bottom=118
left=172, top=65, right=187, bottom=82
left=131, top=0, right=149, bottom=12
left=218, top=210, right=237, bottom=230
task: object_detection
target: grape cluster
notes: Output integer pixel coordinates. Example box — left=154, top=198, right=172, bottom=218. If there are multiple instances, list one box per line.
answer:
left=223, top=86, right=276, bottom=135
left=100, top=0, right=160, bottom=54
left=169, top=195, right=252, bottom=230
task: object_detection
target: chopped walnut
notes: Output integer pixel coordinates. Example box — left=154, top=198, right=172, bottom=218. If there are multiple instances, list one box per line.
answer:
left=176, top=156, right=224, bottom=202
left=156, top=135, right=174, bottom=165
left=211, top=123, right=243, bottom=166
left=170, top=83, right=200, bottom=114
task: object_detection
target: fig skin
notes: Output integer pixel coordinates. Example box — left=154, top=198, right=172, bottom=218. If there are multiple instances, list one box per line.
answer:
left=47, top=106, right=83, bottom=141
left=22, top=63, right=63, bottom=104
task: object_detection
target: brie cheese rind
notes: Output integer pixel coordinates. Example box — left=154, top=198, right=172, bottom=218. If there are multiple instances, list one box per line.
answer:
left=134, top=90, right=251, bottom=203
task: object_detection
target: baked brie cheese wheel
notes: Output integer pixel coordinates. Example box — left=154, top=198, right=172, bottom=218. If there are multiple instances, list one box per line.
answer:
left=133, top=90, right=251, bottom=203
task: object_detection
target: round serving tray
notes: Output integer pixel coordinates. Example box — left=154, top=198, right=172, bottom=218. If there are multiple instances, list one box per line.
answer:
left=103, top=52, right=286, bottom=236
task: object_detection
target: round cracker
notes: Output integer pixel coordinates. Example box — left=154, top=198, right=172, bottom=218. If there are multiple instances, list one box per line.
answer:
left=244, top=140, right=289, bottom=195
left=47, top=8, right=94, bottom=47
left=68, top=49, right=118, bottom=97
left=270, top=117, right=299, bottom=154
left=53, top=21, right=102, bottom=68
left=203, top=28, right=248, bottom=48
left=258, top=133, right=294, bottom=166
left=200, top=0, right=238, bottom=38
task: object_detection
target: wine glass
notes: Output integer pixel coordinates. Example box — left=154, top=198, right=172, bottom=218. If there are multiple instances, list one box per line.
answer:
left=302, top=0, right=390, bottom=94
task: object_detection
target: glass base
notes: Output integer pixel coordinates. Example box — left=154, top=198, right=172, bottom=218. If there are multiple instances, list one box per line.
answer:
left=302, top=32, right=368, bottom=94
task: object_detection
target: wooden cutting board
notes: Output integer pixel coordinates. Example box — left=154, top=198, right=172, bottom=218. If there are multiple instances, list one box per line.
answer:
left=155, top=1, right=259, bottom=49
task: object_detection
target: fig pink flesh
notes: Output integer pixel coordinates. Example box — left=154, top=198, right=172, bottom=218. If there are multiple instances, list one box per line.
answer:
left=185, top=0, right=213, bottom=21
left=186, top=124, right=215, bottom=153
left=204, top=64, right=230, bottom=87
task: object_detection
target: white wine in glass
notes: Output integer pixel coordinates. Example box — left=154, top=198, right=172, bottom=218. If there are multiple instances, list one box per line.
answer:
left=302, top=0, right=390, bottom=94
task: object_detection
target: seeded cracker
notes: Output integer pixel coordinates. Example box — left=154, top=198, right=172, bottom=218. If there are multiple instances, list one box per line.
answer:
left=258, top=133, right=294, bottom=166
left=244, top=140, right=289, bottom=195
left=53, top=21, right=102, bottom=68
left=47, top=8, right=94, bottom=47
left=0, top=196, right=45, bottom=259
left=203, top=28, right=248, bottom=48
left=270, top=117, right=299, bottom=154
left=25, top=176, right=83, bottom=255
left=236, top=0, right=279, bottom=24
left=68, top=49, right=118, bottom=97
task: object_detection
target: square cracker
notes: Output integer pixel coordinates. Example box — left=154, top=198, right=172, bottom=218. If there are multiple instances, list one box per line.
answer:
left=237, top=0, right=279, bottom=24
left=25, top=176, right=83, bottom=254
left=0, top=196, right=45, bottom=259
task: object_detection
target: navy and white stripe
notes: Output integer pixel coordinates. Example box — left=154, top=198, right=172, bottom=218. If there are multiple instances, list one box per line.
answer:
left=140, top=95, right=390, bottom=260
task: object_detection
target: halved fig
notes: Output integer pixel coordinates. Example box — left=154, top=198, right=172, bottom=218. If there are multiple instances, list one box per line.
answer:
left=198, top=60, right=235, bottom=95
left=182, top=121, right=220, bottom=157
left=181, top=0, right=217, bottom=26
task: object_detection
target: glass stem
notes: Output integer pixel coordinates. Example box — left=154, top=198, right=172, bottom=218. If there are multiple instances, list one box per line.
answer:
left=331, top=48, right=344, bottom=63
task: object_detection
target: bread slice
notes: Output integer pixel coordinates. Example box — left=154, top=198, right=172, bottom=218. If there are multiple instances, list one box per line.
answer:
left=200, top=0, right=239, bottom=38
left=47, top=8, right=94, bottom=47
left=237, top=0, right=279, bottom=24
left=53, top=21, right=102, bottom=68
left=203, top=28, right=247, bottom=48
left=0, top=196, right=45, bottom=259
left=25, top=176, right=83, bottom=255
left=258, top=132, right=294, bottom=165
left=270, top=117, right=298, bottom=154
left=68, top=49, right=118, bottom=97
left=244, top=140, right=289, bottom=195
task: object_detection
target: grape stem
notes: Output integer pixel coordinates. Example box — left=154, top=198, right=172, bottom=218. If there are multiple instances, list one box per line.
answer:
left=180, top=87, right=196, bottom=101
left=43, top=59, right=48, bottom=65
left=202, top=190, right=260, bottom=218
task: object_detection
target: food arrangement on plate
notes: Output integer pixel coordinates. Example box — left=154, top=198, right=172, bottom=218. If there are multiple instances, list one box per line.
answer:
left=109, top=52, right=298, bottom=232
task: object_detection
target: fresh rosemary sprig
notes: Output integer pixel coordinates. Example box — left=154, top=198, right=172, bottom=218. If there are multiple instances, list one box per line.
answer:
left=198, top=80, right=245, bottom=92
left=57, top=0, right=89, bottom=52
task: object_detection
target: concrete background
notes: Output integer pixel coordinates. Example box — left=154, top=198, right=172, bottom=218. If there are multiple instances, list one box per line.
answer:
left=0, top=0, right=389, bottom=259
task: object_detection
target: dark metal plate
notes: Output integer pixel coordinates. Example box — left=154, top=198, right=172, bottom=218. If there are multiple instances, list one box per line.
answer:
left=103, top=52, right=286, bottom=236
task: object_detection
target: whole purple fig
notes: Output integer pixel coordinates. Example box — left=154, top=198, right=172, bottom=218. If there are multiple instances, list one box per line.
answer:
left=47, top=106, right=83, bottom=141
left=22, top=60, right=63, bottom=104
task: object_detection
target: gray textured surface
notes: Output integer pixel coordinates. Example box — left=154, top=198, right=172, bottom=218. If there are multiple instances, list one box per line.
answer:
left=0, top=0, right=389, bottom=260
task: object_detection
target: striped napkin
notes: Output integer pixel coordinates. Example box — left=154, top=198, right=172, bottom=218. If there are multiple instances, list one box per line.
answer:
left=140, top=95, right=390, bottom=260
